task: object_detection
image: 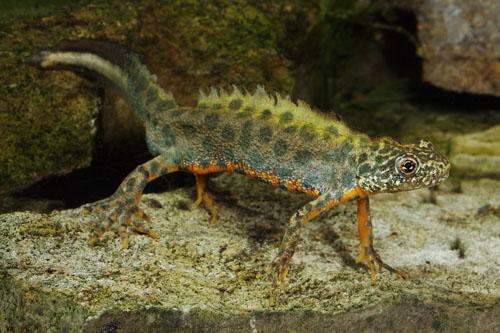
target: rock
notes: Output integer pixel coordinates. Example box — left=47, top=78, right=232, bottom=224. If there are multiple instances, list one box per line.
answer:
left=450, top=125, right=500, bottom=178
left=0, top=58, right=99, bottom=194
left=1, top=174, right=499, bottom=332
left=385, top=0, right=500, bottom=96
left=0, top=0, right=297, bottom=195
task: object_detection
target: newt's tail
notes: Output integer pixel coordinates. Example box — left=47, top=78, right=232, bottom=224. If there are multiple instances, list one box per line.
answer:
left=29, top=40, right=177, bottom=121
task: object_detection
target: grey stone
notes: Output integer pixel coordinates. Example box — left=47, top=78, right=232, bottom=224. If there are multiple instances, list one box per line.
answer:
left=0, top=174, right=499, bottom=332
left=384, top=0, right=500, bottom=96
left=450, top=125, right=500, bottom=178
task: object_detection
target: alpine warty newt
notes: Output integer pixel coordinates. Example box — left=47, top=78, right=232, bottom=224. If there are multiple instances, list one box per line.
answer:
left=31, top=40, right=451, bottom=303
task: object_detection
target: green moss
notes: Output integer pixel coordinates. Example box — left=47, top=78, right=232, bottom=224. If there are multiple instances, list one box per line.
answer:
left=0, top=0, right=89, bottom=23
left=0, top=54, right=99, bottom=193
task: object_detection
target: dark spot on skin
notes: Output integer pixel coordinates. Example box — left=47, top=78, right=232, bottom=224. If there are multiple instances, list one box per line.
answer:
left=260, top=109, right=272, bottom=120
left=239, top=120, right=253, bottom=150
left=279, top=111, right=293, bottom=123
left=126, top=178, right=136, bottom=190
left=284, top=125, right=297, bottom=134
left=150, top=161, right=160, bottom=175
left=145, top=87, right=158, bottom=104
left=237, top=107, right=253, bottom=118
left=163, top=125, right=176, bottom=146
left=203, top=139, right=214, bottom=152
left=229, top=99, right=243, bottom=110
left=139, top=179, right=147, bottom=189
left=180, top=123, right=197, bottom=136
left=211, top=103, right=223, bottom=111
left=273, top=139, right=288, bottom=157
left=138, top=166, right=149, bottom=178
left=325, top=125, right=339, bottom=136
left=221, top=125, right=236, bottom=141
left=259, top=126, right=273, bottom=143
left=204, top=112, right=220, bottom=130
left=304, top=203, right=313, bottom=211
left=358, top=163, right=371, bottom=175
left=294, top=149, right=312, bottom=164
left=359, top=153, right=368, bottom=163
left=375, top=155, right=386, bottom=164
left=300, top=124, right=315, bottom=141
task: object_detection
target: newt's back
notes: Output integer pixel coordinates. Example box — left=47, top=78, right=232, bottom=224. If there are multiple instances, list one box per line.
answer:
left=146, top=87, right=363, bottom=197
left=31, top=40, right=450, bottom=305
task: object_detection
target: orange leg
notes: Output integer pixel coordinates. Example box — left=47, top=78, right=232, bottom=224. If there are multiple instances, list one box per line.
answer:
left=193, top=174, right=218, bottom=224
left=270, top=188, right=362, bottom=306
left=355, top=196, right=403, bottom=278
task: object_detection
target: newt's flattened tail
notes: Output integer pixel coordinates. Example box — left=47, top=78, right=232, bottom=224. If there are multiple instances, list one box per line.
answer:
left=29, top=39, right=177, bottom=120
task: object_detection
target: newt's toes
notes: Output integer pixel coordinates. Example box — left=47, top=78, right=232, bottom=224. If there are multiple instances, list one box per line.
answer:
left=356, top=247, right=404, bottom=279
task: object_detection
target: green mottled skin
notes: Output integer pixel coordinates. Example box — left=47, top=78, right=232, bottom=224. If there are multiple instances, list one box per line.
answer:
left=32, top=40, right=451, bottom=303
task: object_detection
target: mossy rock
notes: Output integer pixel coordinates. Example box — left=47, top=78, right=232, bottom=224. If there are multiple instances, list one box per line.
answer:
left=0, top=0, right=300, bottom=195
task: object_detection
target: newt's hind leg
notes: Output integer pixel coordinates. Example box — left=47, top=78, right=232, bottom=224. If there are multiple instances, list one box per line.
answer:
left=355, top=196, right=404, bottom=278
left=82, top=154, right=180, bottom=248
left=193, top=174, right=218, bottom=224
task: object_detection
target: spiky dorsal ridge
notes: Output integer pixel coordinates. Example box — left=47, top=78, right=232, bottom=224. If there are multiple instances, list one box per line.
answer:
left=197, top=85, right=352, bottom=137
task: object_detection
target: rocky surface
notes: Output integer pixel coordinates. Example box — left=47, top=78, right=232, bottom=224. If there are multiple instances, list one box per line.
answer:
left=0, top=174, right=499, bottom=332
left=0, top=0, right=298, bottom=195
left=386, top=0, right=500, bottom=96
left=450, top=125, right=500, bottom=178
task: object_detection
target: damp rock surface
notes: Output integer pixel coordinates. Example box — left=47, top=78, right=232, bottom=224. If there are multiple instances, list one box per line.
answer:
left=386, top=0, right=500, bottom=96
left=0, top=175, right=499, bottom=332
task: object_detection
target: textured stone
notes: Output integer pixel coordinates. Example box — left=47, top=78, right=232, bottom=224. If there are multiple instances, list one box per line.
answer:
left=0, top=174, right=499, bottom=331
left=0, top=0, right=297, bottom=195
left=385, top=0, right=500, bottom=96
left=450, top=125, right=500, bottom=178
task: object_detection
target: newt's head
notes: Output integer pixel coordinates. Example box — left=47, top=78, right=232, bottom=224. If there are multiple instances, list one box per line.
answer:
left=356, top=138, right=450, bottom=194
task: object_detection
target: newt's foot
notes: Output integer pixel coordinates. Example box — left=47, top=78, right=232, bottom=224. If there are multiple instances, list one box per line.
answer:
left=82, top=196, right=158, bottom=248
left=355, top=246, right=405, bottom=279
left=194, top=191, right=218, bottom=224
left=269, top=254, right=290, bottom=306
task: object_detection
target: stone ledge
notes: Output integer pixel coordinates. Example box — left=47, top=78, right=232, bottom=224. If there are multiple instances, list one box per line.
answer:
left=1, top=175, right=499, bottom=331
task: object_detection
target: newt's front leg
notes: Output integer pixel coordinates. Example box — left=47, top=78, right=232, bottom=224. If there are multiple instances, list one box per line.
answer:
left=355, top=196, right=402, bottom=278
left=83, top=153, right=180, bottom=248
left=270, top=188, right=361, bottom=305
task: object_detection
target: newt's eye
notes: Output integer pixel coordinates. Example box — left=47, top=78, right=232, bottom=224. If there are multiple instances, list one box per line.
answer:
left=396, top=156, right=419, bottom=176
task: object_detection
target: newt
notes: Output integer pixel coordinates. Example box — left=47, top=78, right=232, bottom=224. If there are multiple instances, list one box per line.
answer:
left=31, top=40, right=450, bottom=303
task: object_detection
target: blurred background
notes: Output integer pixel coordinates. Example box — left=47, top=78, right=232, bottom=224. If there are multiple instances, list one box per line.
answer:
left=0, top=0, right=498, bottom=210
